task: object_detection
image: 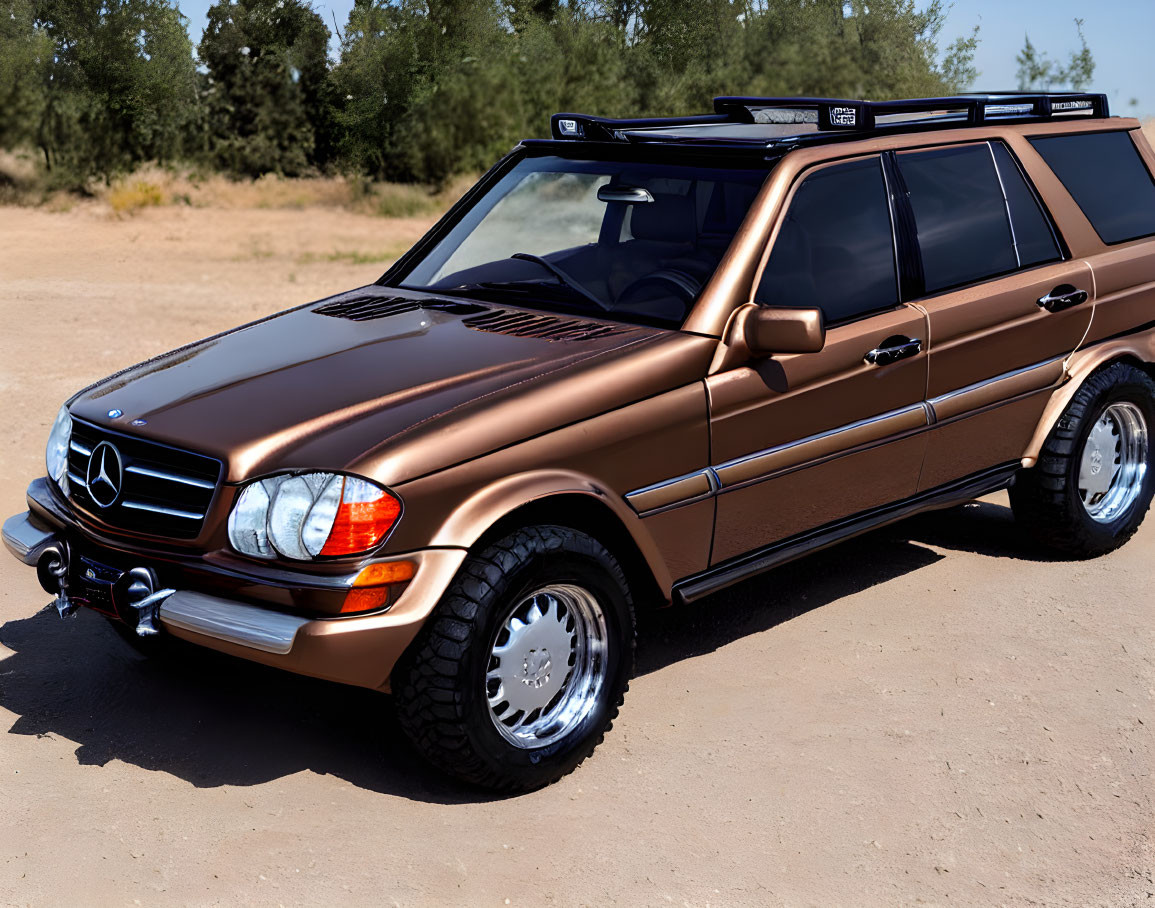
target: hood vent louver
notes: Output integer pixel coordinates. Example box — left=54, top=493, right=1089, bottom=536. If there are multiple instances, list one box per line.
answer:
left=462, top=309, right=631, bottom=342
left=314, top=296, right=486, bottom=321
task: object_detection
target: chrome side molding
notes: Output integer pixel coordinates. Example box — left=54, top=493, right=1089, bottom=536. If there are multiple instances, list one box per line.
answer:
left=626, top=356, right=1067, bottom=518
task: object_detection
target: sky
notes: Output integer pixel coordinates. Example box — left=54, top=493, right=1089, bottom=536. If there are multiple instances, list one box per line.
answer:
left=175, top=0, right=1155, bottom=120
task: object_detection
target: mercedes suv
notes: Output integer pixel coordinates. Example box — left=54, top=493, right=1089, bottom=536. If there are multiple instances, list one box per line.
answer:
left=6, top=92, right=1155, bottom=791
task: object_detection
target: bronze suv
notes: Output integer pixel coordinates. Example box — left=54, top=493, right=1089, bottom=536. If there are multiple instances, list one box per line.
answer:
left=6, top=92, right=1155, bottom=790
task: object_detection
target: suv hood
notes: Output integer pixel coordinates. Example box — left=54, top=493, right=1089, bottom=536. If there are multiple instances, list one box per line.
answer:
left=69, top=290, right=714, bottom=485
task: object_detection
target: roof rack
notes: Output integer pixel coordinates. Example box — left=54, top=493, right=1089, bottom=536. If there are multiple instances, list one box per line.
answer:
left=550, top=92, right=1110, bottom=142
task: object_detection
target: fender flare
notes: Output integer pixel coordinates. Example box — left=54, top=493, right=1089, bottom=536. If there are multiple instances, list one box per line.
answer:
left=424, top=468, right=676, bottom=599
left=1021, top=329, right=1155, bottom=467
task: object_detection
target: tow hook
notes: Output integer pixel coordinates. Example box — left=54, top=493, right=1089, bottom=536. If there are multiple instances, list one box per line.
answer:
left=116, top=567, right=175, bottom=637
left=36, top=544, right=76, bottom=619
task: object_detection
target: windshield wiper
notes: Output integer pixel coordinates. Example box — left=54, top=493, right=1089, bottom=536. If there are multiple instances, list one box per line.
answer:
left=510, top=253, right=611, bottom=311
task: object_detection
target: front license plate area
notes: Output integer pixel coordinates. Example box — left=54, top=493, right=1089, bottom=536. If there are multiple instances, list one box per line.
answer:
left=70, top=555, right=125, bottom=617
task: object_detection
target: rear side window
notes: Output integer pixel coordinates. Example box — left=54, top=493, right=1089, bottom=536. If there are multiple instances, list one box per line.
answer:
left=1029, top=131, right=1155, bottom=244
left=756, top=157, right=897, bottom=324
left=896, top=144, right=1018, bottom=294
left=990, top=142, right=1062, bottom=268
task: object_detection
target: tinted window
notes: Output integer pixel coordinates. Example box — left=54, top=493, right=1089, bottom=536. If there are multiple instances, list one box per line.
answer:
left=756, top=157, right=897, bottom=324
left=991, top=142, right=1062, bottom=268
left=1030, top=131, right=1155, bottom=244
left=897, top=144, right=1016, bottom=293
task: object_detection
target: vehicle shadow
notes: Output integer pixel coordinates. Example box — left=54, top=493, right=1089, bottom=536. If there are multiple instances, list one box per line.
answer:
left=636, top=526, right=945, bottom=675
left=0, top=500, right=1043, bottom=798
left=0, top=606, right=481, bottom=804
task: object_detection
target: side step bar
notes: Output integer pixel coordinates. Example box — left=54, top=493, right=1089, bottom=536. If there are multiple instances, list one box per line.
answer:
left=673, top=462, right=1020, bottom=605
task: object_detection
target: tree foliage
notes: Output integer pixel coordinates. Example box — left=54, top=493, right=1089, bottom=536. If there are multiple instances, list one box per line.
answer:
left=4, top=0, right=199, bottom=186
left=0, top=0, right=1055, bottom=187
left=333, top=0, right=983, bottom=183
left=1017, top=19, right=1095, bottom=92
left=199, top=0, right=335, bottom=176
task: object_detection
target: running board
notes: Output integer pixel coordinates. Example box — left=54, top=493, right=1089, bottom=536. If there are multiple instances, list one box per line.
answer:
left=673, top=462, right=1020, bottom=605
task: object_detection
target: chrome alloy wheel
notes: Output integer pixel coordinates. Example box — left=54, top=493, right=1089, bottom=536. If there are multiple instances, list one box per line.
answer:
left=1078, top=402, right=1149, bottom=523
left=486, top=584, right=609, bottom=749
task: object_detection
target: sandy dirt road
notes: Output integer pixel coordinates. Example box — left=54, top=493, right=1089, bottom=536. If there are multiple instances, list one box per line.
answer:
left=0, top=204, right=1151, bottom=906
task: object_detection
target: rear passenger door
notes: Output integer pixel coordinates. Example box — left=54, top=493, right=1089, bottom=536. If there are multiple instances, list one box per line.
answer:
left=894, top=141, right=1095, bottom=491
left=707, top=155, right=930, bottom=564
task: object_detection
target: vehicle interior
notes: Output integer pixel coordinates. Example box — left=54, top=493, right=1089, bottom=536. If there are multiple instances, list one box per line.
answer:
left=399, top=158, right=767, bottom=328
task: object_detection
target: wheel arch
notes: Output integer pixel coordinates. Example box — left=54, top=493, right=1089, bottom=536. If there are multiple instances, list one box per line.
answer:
left=426, top=470, right=673, bottom=609
left=1022, top=333, right=1155, bottom=467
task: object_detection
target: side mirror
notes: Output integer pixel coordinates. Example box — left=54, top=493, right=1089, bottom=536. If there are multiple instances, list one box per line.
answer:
left=741, top=306, right=825, bottom=356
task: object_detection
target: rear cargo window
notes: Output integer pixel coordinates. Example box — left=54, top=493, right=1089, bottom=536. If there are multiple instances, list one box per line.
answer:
left=990, top=142, right=1062, bottom=268
left=1029, top=131, right=1155, bottom=244
left=756, top=156, right=898, bottom=324
left=897, top=144, right=1017, bottom=294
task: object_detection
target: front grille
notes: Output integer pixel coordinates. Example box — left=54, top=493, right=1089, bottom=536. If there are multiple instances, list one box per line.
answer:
left=65, top=419, right=221, bottom=540
left=462, top=309, right=631, bottom=341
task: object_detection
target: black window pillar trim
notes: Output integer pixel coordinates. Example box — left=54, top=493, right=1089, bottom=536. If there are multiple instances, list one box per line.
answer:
left=881, top=150, right=926, bottom=302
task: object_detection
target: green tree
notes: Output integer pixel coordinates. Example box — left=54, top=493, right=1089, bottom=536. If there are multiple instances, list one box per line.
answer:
left=0, top=0, right=52, bottom=152
left=1017, top=19, right=1094, bottom=91
left=199, top=0, right=334, bottom=176
left=334, top=0, right=978, bottom=184
left=15, top=0, right=198, bottom=186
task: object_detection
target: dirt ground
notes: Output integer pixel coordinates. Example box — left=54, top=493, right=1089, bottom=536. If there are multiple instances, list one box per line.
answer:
left=0, top=203, right=1151, bottom=907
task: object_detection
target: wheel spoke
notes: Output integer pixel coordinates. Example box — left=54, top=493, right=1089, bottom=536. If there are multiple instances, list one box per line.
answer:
left=484, top=584, right=609, bottom=750
left=1078, top=402, right=1149, bottom=523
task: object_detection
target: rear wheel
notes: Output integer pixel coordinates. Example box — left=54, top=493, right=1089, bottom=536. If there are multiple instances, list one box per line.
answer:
left=393, top=525, right=635, bottom=792
left=1010, top=362, right=1155, bottom=557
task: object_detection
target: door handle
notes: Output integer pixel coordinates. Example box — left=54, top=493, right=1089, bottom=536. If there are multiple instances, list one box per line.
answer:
left=864, top=335, right=922, bottom=367
left=1037, top=284, right=1089, bottom=313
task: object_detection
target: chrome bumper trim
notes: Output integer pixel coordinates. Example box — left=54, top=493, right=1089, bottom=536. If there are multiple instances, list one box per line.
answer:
left=158, top=591, right=308, bottom=655
left=2, top=511, right=60, bottom=566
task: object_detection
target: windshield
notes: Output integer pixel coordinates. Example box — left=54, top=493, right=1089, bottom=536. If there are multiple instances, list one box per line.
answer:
left=395, top=155, right=768, bottom=328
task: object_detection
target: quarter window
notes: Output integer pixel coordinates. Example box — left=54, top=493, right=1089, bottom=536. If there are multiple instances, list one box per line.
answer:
left=756, top=157, right=898, bottom=324
left=1029, top=131, right=1155, bottom=245
left=990, top=142, right=1062, bottom=268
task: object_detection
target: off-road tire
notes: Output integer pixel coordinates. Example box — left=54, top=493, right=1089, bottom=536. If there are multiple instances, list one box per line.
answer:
left=392, top=526, right=635, bottom=792
left=1010, top=361, right=1155, bottom=557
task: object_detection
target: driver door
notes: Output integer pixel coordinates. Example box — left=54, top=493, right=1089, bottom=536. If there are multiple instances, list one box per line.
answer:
left=707, top=154, right=930, bottom=564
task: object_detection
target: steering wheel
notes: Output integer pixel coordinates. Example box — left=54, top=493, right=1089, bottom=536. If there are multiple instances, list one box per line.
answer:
left=615, top=269, right=702, bottom=312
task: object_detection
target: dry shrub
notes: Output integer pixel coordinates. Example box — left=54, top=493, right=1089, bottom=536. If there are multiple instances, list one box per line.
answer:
left=107, top=180, right=165, bottom=214
left=90, top=164, right=466, bottom=219
left=0, top=149, right=45, bottom=205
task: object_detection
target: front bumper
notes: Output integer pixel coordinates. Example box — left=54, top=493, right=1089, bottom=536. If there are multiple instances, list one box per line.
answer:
left=3, top=491, right=466, bottom=691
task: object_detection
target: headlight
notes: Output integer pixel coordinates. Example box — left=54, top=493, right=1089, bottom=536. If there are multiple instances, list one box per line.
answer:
left=45, top=405, right=72, bottom=485
left=228, top=472, right=401, bottom=561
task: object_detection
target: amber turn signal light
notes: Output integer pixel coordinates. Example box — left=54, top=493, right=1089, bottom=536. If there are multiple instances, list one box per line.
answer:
left=353, top=560, right=416, bottom=587
left=340, top=560, right=417, bottom=614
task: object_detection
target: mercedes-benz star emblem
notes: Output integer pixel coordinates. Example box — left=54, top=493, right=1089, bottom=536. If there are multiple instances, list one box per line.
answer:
left=86, top=441, right=124, bottom=508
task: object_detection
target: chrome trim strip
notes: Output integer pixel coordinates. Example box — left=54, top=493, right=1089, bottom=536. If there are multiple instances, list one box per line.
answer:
left=2, top=511, right=60, bottom=566
left=625, top=402, right=928, bottom=515
left=69, top=440, right=91, bottom=456
left=927, top=356, right=1065, bottom=418
left=158, top=591, right=307, bottom=655
left=625, top=468, right=715, bottom=517
left=66, top=472, right=87, bottom=489
left=125, top=464, right=216, bottom=490
left=121, top=500, right=204, bottom=520
left=717, top=404, right=925, bottom=472
left=713, top=403, right=927, bottom=491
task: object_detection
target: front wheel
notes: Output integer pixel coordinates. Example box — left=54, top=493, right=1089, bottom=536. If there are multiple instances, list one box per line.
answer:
left=1010, top=362, right=1155, bottom=557
left=392, top=526, right=635, bottom=792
